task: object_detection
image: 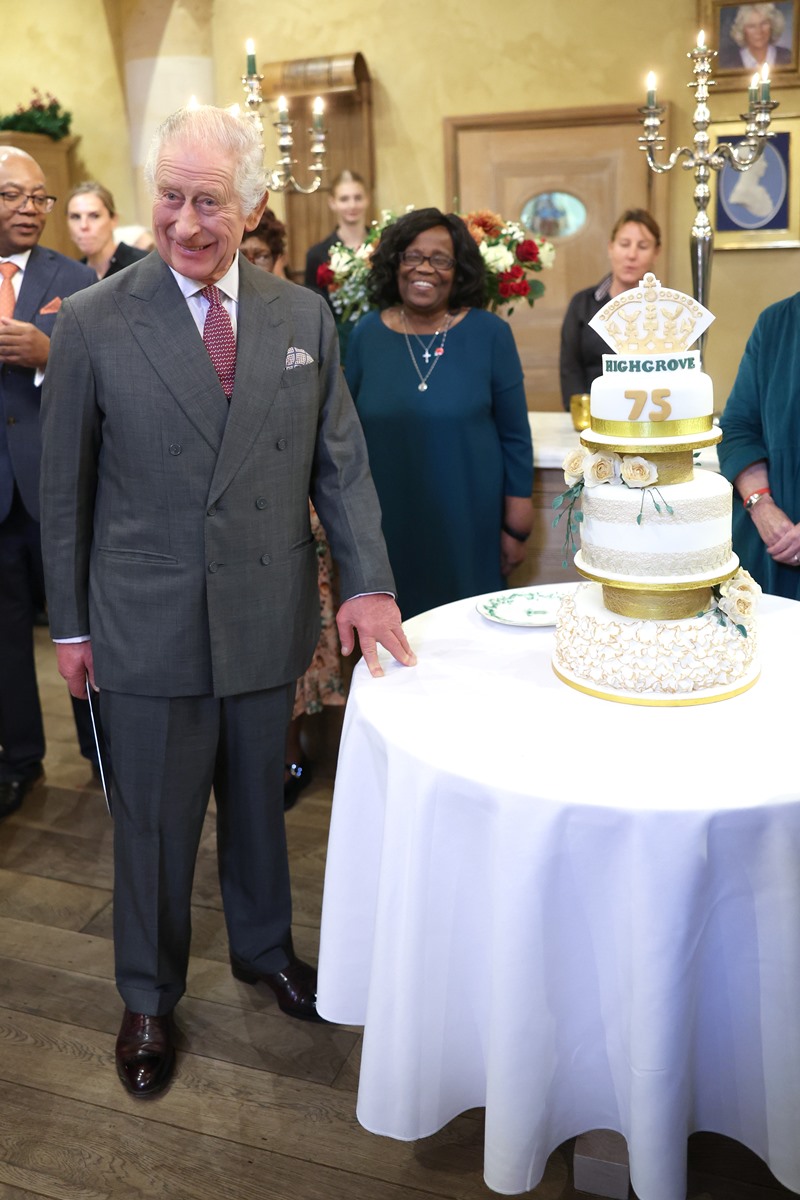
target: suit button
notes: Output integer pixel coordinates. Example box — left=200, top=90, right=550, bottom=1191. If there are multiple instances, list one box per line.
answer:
left=276, top=437, right=287, bottom=451
left=208, top=561, right=219, bottom=573
left=169, top=443, right=182, bottom=456
left=255, top=497, right=267, bottom=510
left=260, top=553, right=271, bottom=566
left=207, top=504, right=217, bottom=516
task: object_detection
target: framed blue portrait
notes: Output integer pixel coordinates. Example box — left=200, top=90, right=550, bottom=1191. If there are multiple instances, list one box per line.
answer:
left=712, top=121, right=800, bottom=247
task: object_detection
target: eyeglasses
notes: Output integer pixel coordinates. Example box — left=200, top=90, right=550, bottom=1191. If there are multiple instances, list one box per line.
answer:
left=0, top=191, right=57, bottom=213
left=399, top=249, right=456, bottom=271
left=241, top=250, right=274, bottom=267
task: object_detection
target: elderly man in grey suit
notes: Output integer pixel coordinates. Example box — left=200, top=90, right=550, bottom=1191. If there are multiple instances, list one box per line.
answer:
left=0, top=147, right=98, bottom=819
left=40, top=106, right=415, bottom=1098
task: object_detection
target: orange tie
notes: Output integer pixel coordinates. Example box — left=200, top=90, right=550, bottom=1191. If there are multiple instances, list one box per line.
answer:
left=0, top=262, right=18, bottom=319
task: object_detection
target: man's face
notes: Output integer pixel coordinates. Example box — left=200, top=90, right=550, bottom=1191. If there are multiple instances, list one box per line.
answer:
left=0, top=153, right=48, bottom=257
left=152, top=138, right=265, bottom=285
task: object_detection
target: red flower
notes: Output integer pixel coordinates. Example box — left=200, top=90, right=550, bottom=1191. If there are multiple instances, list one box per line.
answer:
left=316, top=263, right=335, bottom=290
left=516, top=239, right=540, bottom=264
left=513, top=279, right=530, bottom=297
left=498, top=281, right=514, bottom=298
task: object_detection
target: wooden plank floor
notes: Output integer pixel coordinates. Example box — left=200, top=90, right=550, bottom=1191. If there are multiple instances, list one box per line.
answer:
left=0, top=630, right=796, bottom=1200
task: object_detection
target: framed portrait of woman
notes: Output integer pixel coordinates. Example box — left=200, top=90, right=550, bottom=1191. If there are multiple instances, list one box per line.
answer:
left=711, top=119, right=800, bottom=246
left=698, top=0, right=800, bottom=88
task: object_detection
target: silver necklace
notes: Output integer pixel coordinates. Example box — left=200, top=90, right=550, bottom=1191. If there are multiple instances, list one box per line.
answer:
left=400, top=310, right=452, bottom=392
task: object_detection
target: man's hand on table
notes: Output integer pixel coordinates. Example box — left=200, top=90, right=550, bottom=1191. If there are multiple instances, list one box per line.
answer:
left=337, top=594, right=417, bottom=678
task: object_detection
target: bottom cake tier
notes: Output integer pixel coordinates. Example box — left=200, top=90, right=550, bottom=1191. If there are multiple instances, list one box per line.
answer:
left=553, top=582, right=760, bottom=706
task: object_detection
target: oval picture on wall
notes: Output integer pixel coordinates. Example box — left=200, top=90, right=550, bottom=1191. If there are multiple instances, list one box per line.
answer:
left=520, top=191, right=587, bottom=240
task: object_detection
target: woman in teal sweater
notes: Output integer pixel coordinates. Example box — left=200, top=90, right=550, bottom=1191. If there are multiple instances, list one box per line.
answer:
left=718, top=292, right=800, bottom=598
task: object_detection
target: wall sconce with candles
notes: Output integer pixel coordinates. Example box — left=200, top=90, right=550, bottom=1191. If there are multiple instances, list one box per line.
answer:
left=639, top=29, right=778, bottom=350
left=240, top=38, right=327, bottom=194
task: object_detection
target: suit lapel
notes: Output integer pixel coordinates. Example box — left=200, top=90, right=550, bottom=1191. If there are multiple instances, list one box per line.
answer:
left=207, top=260, right=290, bottom=506
left=15, top=246, right=59, bottom=323
left=114, top=254, right=229, bottom=452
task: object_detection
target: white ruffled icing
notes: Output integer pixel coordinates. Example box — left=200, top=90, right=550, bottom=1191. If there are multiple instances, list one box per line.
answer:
left=554, top=584, right=757, bottom=696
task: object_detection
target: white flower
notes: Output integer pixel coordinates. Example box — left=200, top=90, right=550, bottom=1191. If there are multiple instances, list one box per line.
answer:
left=329, top=247, right=355, bottom=275
left=562, top=444, right=588, bottom=486
left=479, top=241, right=515, bottom=272
left=719, top=567, right=761, bottom=603
left=354, top=241, right=375, bottom=262
left=536, top=239, right=556, bottom=270
left=583, top=451, right=621, bottom=487
left=620, top=455, right=658, bottom=488
left=501, top=221, right=526, bottom=242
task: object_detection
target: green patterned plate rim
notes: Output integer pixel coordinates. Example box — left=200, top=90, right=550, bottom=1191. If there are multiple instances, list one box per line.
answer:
left=476, top=585, right=575, bottom=627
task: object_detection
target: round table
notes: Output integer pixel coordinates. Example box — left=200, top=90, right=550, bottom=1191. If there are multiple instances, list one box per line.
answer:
left=317, top=587, right=800, bottom=1199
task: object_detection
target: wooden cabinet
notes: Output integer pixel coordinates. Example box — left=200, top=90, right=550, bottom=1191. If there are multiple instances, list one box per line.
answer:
left=0, top=132, right=82, bottom=259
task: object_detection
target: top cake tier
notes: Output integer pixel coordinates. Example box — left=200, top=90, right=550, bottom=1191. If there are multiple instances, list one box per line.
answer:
left=584, top=350, right=720, bottom=452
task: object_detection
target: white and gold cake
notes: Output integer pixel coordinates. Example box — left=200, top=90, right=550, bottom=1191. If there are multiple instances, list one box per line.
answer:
left=552, top=273, right=760, bottom=705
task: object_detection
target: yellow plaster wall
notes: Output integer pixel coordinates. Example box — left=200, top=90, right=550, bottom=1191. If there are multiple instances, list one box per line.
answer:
left=3, top=0, right=799, bottom=403
left=0, top=2, right=137, bottom=242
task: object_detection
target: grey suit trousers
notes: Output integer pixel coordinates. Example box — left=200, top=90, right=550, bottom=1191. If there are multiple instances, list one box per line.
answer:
left=100, top=683, right=294, bottom=1015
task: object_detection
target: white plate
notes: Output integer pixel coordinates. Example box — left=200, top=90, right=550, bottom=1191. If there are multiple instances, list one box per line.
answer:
left=477, top=585, right=575, bottom=627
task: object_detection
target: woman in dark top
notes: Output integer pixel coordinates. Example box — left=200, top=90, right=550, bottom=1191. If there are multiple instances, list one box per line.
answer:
left=559, top=208, right=661, bottom=409
left=345, top=208, right=533, bottom=619
left=304, top=169, right=369, bottom=299
left=66, top=182, right=148, bottom=279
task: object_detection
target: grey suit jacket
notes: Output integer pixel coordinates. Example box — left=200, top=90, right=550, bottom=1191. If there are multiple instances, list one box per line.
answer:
left=40, top=252, right=394, bottom=698
left=0, top=245, right=95, bottom=522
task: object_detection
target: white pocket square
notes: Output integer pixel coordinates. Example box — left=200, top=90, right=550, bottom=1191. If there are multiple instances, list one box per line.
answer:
left=285, top=347, right=314, bottom=369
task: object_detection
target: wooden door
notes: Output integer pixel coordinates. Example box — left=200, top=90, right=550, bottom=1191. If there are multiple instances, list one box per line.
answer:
left=445, top=105, right=670, bottom=410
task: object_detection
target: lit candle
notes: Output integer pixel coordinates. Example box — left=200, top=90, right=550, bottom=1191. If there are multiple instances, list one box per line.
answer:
left=246, top=38, right=257, bottom=76
left=646, top=71, right=657, bottom=108
left=760, top=62, right=771, bottom=102
left=749, top=72, right=760, bottom=106
left=697, top=29, right=706, bottom=49
left=312, top=96, right=325, bottom=131
left=277, top=94, right=289, bottom=123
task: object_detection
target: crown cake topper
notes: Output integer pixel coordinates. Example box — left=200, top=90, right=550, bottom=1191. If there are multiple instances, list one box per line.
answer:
left=588, top=273, right=714, bottom=355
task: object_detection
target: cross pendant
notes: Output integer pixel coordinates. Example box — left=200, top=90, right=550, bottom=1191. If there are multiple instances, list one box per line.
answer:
left=422, top=348, right=432, bottom=363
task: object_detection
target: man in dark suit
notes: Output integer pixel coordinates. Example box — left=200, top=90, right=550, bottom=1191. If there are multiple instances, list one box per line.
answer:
left=40, top=106, right=415, bottom=1098
left=0, top=147, right=98, bottom=819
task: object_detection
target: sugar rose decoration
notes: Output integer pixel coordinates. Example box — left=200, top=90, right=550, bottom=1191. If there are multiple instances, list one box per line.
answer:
left=717, top=568, right=761, bottom=627
left=620, top=455, right=659, bottom=488
left=562, top=445, right=588, bottom=486
left=583, top=451, right=621, bottom=488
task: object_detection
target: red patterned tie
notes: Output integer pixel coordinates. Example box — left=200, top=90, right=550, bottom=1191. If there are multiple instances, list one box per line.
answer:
left=0, top=262, right=18, bottom=319
left=200, top=284, right=236, bottom=399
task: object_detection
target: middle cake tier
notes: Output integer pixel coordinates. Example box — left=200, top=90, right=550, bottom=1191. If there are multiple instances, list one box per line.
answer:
left=575, top=467, right=738, bottom=587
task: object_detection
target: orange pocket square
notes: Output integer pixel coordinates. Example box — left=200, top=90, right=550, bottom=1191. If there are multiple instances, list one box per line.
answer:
left=39, top=297, right=62, bottom=315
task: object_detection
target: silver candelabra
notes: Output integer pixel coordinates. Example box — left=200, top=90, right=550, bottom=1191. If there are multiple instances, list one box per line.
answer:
left=638, top=32, right=778, bottom=335
left=240, top=41, right=327, bottom=194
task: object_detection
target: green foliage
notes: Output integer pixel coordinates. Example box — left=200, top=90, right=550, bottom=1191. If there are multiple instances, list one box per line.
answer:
left=0, top=89, right=71, bottom=141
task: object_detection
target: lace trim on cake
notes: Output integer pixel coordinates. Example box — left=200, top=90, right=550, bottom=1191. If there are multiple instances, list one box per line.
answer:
left=553, top=588, right=756, bottom=694
left=581, top=541, right=732, bottom=574
left=582, top=493, right=730, bottom=524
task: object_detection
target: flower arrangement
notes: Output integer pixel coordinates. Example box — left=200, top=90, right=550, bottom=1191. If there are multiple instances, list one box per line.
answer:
left=552, top=444, right=673, bottom=567
left=0, top=89, right=72, bottom=141
left=460, top=209, right=554, bottom=315
left=316, top=209, right=398, bottom=325
left=317, top=206, right=555, bottom=324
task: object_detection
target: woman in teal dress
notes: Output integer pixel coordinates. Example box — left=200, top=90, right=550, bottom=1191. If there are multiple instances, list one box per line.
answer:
left=718, top=292, right=800, bottom=598
left=345, top=208, right=533, bottom=620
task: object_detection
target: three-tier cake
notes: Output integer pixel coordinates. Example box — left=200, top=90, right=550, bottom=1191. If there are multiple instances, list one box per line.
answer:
left=552, top=273, right=760, bottom=705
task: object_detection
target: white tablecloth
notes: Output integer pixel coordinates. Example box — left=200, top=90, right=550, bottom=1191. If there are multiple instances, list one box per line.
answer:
left=317, top=589, right=800, bottom=1199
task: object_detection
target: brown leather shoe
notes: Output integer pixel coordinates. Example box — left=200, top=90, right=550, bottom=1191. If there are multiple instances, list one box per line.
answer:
left=115, top=1008, right=175, bottom=1097
left=230, top=953, right=324, bottom=1022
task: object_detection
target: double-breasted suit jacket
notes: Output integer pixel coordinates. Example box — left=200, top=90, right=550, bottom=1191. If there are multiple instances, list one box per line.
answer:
left=40, top=250, right=394, bottom=698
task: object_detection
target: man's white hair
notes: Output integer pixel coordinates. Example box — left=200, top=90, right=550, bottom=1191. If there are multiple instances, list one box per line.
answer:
left=144, top=105, right=267, bottom=215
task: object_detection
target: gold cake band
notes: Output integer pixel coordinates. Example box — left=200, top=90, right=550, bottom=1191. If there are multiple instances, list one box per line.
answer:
left=603, top=584, right=712, bottom=620
left=643, top=451, right=693, bottom=484
left=591, top=416, right=713, bottom=438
